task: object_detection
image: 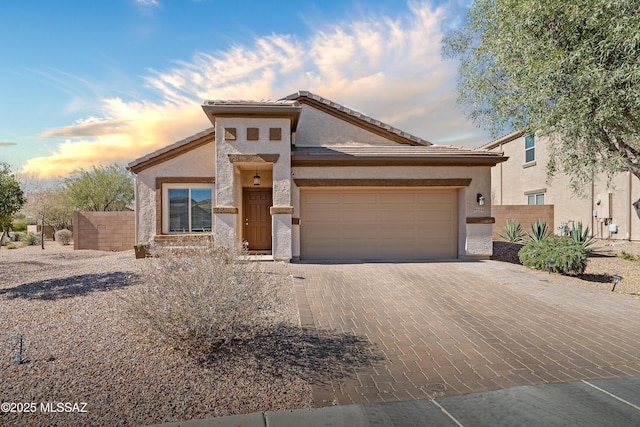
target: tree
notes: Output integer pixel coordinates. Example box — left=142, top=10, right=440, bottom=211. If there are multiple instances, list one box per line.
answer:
left=442, top=0, right=640, bottom=194
left=64, top=164, right=134, bottom=211
left=22, top=186, right=73, bottom=233
left=0, top=162, right=26, bottom=244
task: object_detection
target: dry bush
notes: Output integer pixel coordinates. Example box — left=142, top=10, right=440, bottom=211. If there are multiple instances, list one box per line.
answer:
left=126, top=243, right=284, bottom=353
left=54, top=229, right=73, bottom=245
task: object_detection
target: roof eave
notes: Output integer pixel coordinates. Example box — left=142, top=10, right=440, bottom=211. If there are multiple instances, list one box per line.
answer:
left=201, top=103, right=303, bottom=131
left=291, top=154, right=508, bottom=167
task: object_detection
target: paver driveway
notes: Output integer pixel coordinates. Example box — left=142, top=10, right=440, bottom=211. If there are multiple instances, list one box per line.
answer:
left=291, top=260, right=640, bottom=406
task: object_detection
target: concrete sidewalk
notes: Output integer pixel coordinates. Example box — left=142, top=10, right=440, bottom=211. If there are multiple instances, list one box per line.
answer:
left=148, top=376, right=640, bottom=427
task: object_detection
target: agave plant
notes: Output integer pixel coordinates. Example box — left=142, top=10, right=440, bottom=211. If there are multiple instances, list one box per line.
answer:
left=529, top=218, right=550, bottom=242
left=569, top=221, right=597, bottom=251
left=498, top=219, right=527, bottom=243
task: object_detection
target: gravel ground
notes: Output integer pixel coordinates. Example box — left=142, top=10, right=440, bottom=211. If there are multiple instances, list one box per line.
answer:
left=0, top=243, right=313, bottom=427
left=3, top=239, right=639, bottom=426
left=492, top=239, right=640, bottom=299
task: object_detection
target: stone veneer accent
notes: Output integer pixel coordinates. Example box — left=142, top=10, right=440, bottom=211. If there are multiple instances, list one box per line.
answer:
left=270, top=206, right=294, bottom=215
left=212, top=206, right=238, bottom=214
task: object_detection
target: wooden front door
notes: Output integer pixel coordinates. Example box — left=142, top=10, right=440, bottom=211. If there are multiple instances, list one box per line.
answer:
left=243, top=189, right=272, bottom=251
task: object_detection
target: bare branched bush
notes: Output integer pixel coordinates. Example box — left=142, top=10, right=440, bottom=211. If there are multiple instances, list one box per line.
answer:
left=126, top=243, right=285, bottom=353
left=54, top=229, right=73, bottom=245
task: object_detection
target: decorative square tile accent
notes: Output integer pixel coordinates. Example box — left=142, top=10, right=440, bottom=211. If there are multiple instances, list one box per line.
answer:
left=224, top=128, right=236, bottom=141
left=247, top=127, right=259, bottom=141
left=269, top=127, right=282, bottom=141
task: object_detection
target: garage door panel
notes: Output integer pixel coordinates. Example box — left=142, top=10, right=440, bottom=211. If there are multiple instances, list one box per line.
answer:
left=301, top=188, right=457, bottom=260
left=416, top=192, right=454, bottom=204
left=343, top=192, right=378, bottom=204
left=305, top=192, right=341, bottom=204
left=342, top=210, right=377, bottom=222
left=379, top=193, right=415, bottom=204
left=306, top=211, right=341, bottom=222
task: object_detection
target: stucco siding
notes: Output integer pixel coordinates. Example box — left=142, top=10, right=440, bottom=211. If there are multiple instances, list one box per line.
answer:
left=488, top=134, right=640, bottom=241
left=133, top=142, right=216, bottom=243
left=295, top=105, right=399, bottom=147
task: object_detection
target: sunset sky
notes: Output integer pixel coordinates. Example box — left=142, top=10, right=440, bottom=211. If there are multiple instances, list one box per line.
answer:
left=0, top=0, right=489, bottom=178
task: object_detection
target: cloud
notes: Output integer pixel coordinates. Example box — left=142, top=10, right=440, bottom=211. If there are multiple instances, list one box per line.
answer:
left=23, top=1, right=488, bottom=178
left=0, top=141, right=18, bottom=147
left=134, top=0, right=159, bottom=6
left=40, top=118, right=131, bottom=138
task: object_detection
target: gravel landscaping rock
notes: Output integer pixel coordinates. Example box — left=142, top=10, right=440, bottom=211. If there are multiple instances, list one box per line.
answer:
left=491, top=240, right=640, bottom=299
left=0, top=244, right=313, bottom=426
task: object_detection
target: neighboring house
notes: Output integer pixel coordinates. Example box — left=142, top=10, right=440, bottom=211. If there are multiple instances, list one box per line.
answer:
left=483, top=131, right=640, bottom=241
left=128, top=91, right=506, bottom=261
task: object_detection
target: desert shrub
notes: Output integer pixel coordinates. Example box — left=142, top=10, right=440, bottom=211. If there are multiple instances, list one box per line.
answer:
left=528, top=219, right=550, bottom=242
left=619, top=251, right=638, bottom=261
left=6, top=243, right=18, bottom=249
left=10, top=231, right=24, bottom=242
left=499, top=219, right=527, bottom=242
left=54, top=229, right=73, bottom=245
left=126, top=244, right=284, bottom=353
left=519, top=235, right=587, bottom=276
left=569, top=221, right=597, bottom=251
left=11, top=221, right=27, bottom=232
left=21, top=232, right=41, bottom=246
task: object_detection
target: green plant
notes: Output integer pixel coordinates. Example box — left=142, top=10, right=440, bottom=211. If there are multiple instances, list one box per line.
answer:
left=518, top=235, right=587, bottom=276
left=21, top=232, right=41, bottom=246
left=499, top=219, right=527, bottom=242
left=10, top=231, right=23, bottom=242
left=11, top=221, right=27, bottom=232
left=135, top=241, right=150, bottom=249
left=569, top=221, right=597, bottom=251
left=529, top=219, right=550, bottom=242
left=619, top=251, right=638, bottom=261
left=6, top=242, right=18, bottom=249
left=126, top=244, right=284, bottom=353
left=54, top=229, right=73, bottom=245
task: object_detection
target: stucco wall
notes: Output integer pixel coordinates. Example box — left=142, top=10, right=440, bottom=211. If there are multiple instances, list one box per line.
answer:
left=73, top=211, right=135, bottom=251
left=134, top=142, right=216, bottom=243
left=295, top=105, right=398, bottom=147
left=489, top=134, right=640, bottom=241
left=214, top=117, right=292, bottom=258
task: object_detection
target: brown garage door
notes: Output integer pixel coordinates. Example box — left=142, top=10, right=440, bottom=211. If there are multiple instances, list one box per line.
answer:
left=300, top=188, right=458, bottom=260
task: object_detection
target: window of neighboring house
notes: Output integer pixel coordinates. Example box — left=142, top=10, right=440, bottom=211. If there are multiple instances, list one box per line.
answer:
left=525, top=134, right=535, bottom=163
left=164, top=185, right=214, bottom=233
left=527, top=193, right=545, bottom=205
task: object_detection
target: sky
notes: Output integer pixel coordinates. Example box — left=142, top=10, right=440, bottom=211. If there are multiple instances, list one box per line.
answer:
left=0, top=0, right=489, bottom=179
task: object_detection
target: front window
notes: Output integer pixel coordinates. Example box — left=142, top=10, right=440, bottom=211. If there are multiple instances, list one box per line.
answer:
left=525, top=135, right=535, bottom=163
left=166, top=186, right=213, bottom=233
left=527, top=193, right=545, bottom=205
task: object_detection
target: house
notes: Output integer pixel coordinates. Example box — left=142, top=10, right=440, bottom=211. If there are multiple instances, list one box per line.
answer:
left=128, top=91, right=506, bottom=261
left=482, top=131, right=640, bottom=241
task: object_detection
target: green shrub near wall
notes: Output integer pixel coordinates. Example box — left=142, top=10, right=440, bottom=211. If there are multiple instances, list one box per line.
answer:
left=518, top=235, right=587, bottom=276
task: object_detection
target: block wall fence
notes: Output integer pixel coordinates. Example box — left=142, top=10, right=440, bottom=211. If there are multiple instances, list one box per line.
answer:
left=492, top=205, right=555, bottom=240
left=73, top=211, right=135, bottom=251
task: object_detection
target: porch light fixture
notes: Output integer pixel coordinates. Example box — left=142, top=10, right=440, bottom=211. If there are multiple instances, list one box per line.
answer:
left=253, top=169, right=261, bottom=186
left=477, top=193, right=485, bottom=206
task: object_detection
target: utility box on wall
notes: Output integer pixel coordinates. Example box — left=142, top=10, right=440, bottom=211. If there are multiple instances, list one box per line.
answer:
left=595, top=192, right=613, bottom=219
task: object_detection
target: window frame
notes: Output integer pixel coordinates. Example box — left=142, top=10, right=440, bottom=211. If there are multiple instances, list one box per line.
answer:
left=527, top=193, right=545, bottom=205
left=524, top=134, right=535, bottom=163
left=162, top=183, right=214, bottom=234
